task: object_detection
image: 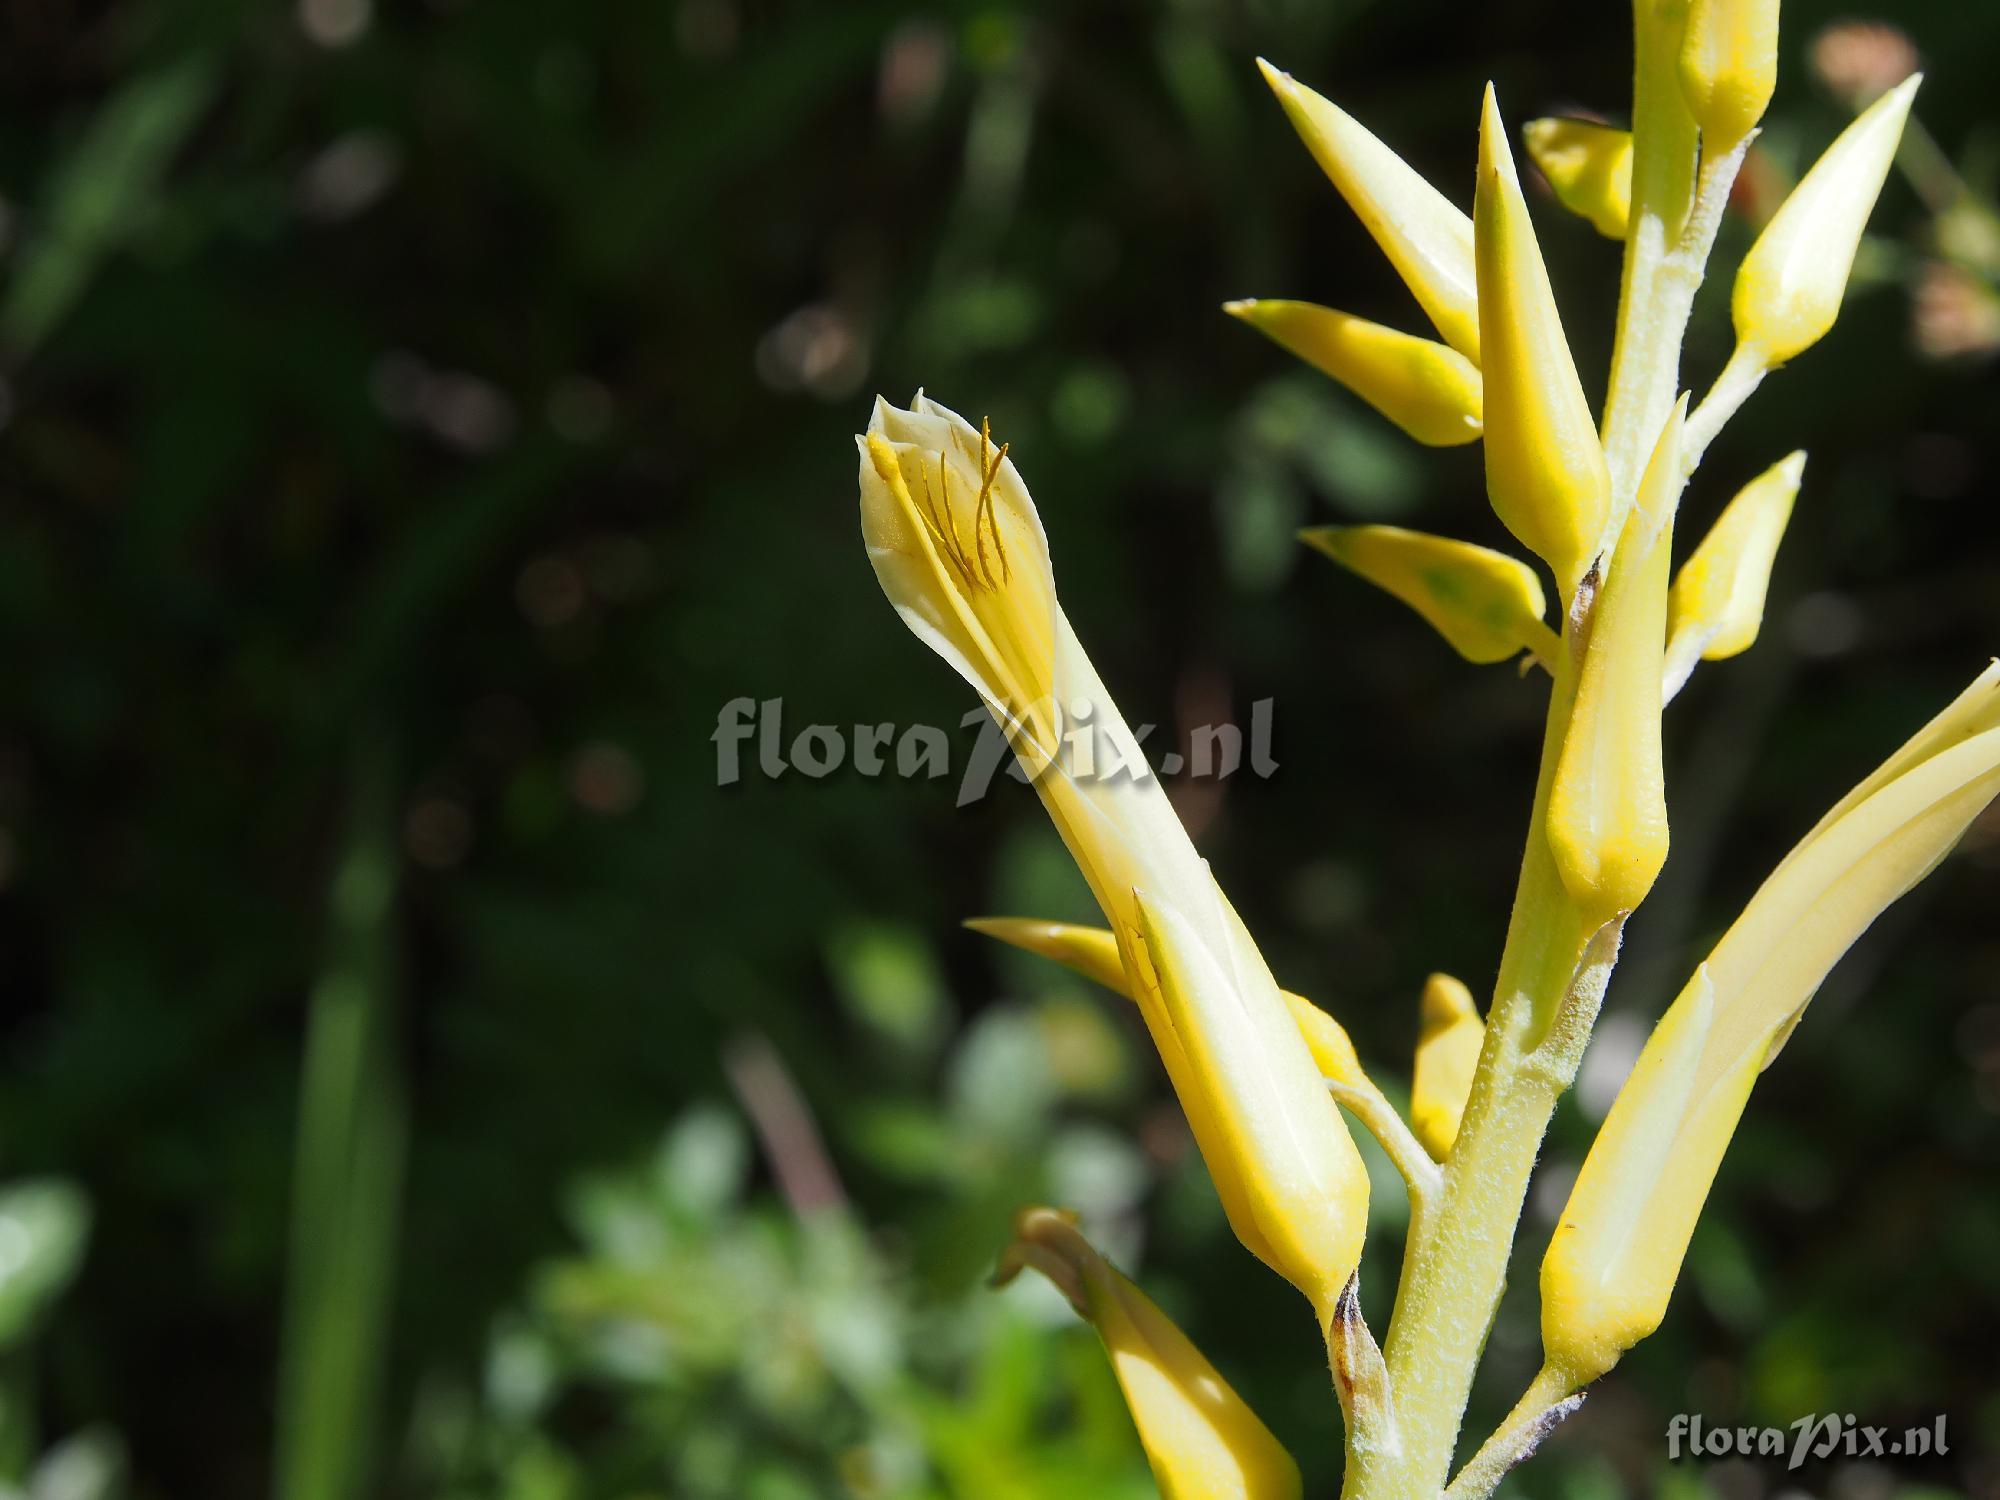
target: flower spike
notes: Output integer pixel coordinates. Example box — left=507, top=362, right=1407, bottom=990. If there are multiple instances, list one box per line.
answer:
left=1411, top=974, right=1485, bottom=1159
left=1545, top=399, right=1682, bottom=924
left=1523, top=119, right=1633, bottom=240
left=1258, top=61, right=1481, bottom=362
left=1679, top=0, right=1781, bottom=149
left=1300, top=525, right=1556, bottom=667
left=996, top=1208, right=1303, bottom=1500
left=1542, top=666, right=2000, bottom=1382
left=1733, top=76, right=1921, bottom=367
left=1664, top=450, right=1804, bottom=699
left=1475, top=84, right=1612, bottom=602
left=1224, top=300, right=1483, bottom=446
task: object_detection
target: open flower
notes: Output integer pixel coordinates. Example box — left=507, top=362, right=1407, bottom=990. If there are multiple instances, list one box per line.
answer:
left=859, top=395, right=1369, bottom=1311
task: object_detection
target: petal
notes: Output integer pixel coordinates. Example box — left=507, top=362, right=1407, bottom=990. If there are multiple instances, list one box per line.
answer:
left=1665, top=450, right=1804, bottom=697
left=1523, top=118, right=1633, bottom=240
left=1411, top=973, right=1485, bottom=1158
left=1301, top=524, right=1553, bottom=666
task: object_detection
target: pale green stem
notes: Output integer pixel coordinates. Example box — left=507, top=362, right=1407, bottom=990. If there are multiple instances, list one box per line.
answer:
left=1329, top=1080, right=1443, bottom=1242
left=1444, top=1364, right=1584, bottom=1500
left=1683, top=340, right=1769, bottom=472
left=1342, top=7, right=1743, bottom=1492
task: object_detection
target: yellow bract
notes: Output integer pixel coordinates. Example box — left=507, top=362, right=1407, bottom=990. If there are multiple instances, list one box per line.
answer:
left=1300, top=525, right=1555, bottom=667
left=1679, top=0, right=1780, bottom=148
left=1665, top=450, right=1804, bottom=697
left=997, top=1209, right=1302, bottom=1500
left=1475, top=85, right=1611, bottom=603
left=963, top=916, right=1371, bottom=1090
left=1523, top=118, right=1633, bottom=240
left=1224, top=300, right=1483, bottom=446
left=1543, top=664, right=2000, bottom=1381
left=1545, top=401, right=1680, bottom=924
left=1411, top=974, right=1485, bottom=1158
left=861, top=397, right=1368, bottom=1310
left=1733, top=76, right=1921, bottom=366
left=1258, top=61, right=1481, bottom=363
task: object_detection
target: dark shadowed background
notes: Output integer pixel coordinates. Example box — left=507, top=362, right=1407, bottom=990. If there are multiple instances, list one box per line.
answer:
left=2, top=1, right=1998, bottom=1497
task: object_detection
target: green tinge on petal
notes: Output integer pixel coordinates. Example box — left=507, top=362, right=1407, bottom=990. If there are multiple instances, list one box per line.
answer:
left=1301, top=524, right=1553, bottom=666
left=1523, top=118, right=1632, bottom=240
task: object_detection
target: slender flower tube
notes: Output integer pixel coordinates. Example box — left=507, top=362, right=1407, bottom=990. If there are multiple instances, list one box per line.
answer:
left=1679, top=0, right=1780, bottom=149
left=962, top=917, right=1371, bottom=1090
left=1664, top=450, right=1804, bottom=698
left=1299, top=525, right=1557, bottom=667
left=1542, top=664, right=2000, bottom=1381
left=1545, top=401, right=1682, bottom=924
left=1411, top=974, right=1484, bottom=1159
left=1733, top=76, right=1921, bottom=367
left=1257, top=60, right=1481, bottom=362
left=1475, top=85, right=1612, bottom=601
left=1223, top=300, right=1483, bottom=446
left=1523, top=119, right=1633, bottom=240
left=859, top=395, right=1368, bottom=1308
left=996, top=1208, right=1302, bottom=1500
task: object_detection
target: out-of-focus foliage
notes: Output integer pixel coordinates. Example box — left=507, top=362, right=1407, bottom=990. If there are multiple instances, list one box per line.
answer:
left=0, top=0, right=1995, bottom=1497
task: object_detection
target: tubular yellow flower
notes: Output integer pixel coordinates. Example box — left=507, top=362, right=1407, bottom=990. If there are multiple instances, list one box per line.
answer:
left=1223, top=300, right=1483, bottom=446
left=1299, top=525, right=1556, bottom=667
left=1679, top=0, right=1780, bottom=148
left=1546, top=400, right=1682, bottom=924
left=1733, top=76, right=1921, bottom=366
left=1411, top=974, right=1484, bottom=1158
left=996, top=1208, right=1302, bottom=1500
left=1523, top=118, right=1633, bottom=240
left=1543, top=664, right=2000, bottom=1381
left=861, top=395, right=1368, bottom=1307
left=1475, top=85, right=1612, bottom=601
left=1665, top=450, right=1804, bottom=698
left=962, top=916, right=1371, bottom=1090
left=1257, top=60, right=1481, bottom=362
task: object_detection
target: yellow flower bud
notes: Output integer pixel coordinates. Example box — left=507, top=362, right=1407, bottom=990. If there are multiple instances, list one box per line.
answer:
left=1475, top=85, right=1612, bottom=601
left=1679, top=0, right=1781, bottom=148
left=1733, top=76, right=1921, bottom=366
left=1411, top=974, right=1485, bottom=1158
left=1299, top=525, right=1556, bottom=666
left=964, top=916, right=1372, bottom=1091
left=996, top=1208, right=1303, bottom=1500
left=1523, top=118, right=1633, bottom=240
left=1665, top=450, right=1804, bottom=697
left=1545, top=400, right=1681, bottom=924
left=1543, top=664, right=2000, bottom=1381
left=1223, top=300, right=1482, bottom=446
left=1258, top=60, right=1480, bottom=362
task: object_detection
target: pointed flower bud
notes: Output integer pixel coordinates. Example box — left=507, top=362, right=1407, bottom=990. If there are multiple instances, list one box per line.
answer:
left=862, top=397, right=1368, bottom=1304
left=1543, top=664, right=2000, bottom=1380
left=1258, top=60, right=1480, bottom=362
left=1679, top=0, right=1781, bottom=148
left=964, top=916, right=1371, bottom=1090
left=1125, top=887, right=1370, bottom=1310
left=996, top=1209, right=1303, bottom=1500
left=1411, top=974, right=1485, bottom=1158
left=1665, top=451, right=1804, bottom=698
left=1733, top=76, right=1921, bottom=366
left=1476, top=85, right=1612, bottom=601
left=1523, top=118, right=1633, bottom=240
left=1300, top=524, right=1556, bottom=666
left=1546, top=400, right=1682, bottom=924
left=1224, top=300, right=1482, bottom=446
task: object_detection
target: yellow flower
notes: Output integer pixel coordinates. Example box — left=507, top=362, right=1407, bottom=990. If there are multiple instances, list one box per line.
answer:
left=860, top=396, right=1368, bottom=1309
left=996, top=1208, right=1302, bottom=1500
left=1542, top=663, right=2000, bottom=1381
left=1733, top=76, right=1921, bottom=367
left=1258, top=60, right=1480, bottom=362
left=1475, top=85, right=1612, bottom=602
left=1299, top=525, right=1556, bottom=667
left=1224, top=300, right=1482, bottom=446
left=1665, top=450, right=1804, bottom=698
left=1545, top=400, right=1682, bottom=924
left=1411, top=974, right=1485, bottom=1158
left=1679, top=0, right=1781, bottom=148
left=1523, top=119, right=1633, bottom=240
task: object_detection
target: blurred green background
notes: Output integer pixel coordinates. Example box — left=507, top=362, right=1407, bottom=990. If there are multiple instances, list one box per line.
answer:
left=2, top=0, right=1998, bottom=1497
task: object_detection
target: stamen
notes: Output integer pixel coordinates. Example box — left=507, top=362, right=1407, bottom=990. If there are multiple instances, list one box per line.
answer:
left=918, top=460, right=976, bottom=588
left=981, top=433, right=1012, bottom=584
left=972, top=418, right=997, bottom=587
